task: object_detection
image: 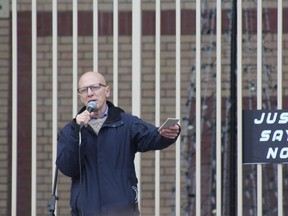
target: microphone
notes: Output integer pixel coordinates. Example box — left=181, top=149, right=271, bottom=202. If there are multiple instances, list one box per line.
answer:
left=86, top=101, right=97, bottom=113
left=79, top=101, right=97, bottom=130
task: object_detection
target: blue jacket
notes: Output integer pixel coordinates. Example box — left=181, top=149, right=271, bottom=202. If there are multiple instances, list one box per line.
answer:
left=56, top=101, right=179, bottom=216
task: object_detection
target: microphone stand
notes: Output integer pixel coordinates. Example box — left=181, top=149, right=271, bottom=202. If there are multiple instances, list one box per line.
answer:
left=48, top=166, right=59, bottom=216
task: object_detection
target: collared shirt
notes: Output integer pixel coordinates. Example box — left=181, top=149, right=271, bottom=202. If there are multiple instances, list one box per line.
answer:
left=92, top=105, right=108, bottom=119
left=101, top=105, right=108, bottom=118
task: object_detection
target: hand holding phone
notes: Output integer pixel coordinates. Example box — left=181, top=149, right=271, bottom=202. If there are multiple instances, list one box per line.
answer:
left=158, top=118, right=179, bottom=131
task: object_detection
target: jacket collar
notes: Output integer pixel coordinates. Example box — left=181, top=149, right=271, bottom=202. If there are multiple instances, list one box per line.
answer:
left=105, top=101, right=125, bottom=123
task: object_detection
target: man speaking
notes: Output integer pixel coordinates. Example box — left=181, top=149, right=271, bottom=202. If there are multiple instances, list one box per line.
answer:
left=56, top=71, right=180, bottom=216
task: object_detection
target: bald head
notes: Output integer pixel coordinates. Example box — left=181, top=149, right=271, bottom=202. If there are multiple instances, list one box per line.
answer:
left=78, top=71, right=107, bottom=88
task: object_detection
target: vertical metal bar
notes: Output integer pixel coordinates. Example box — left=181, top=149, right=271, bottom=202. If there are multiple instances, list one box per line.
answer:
left=93, top=0, right=98, bottom=72
left=257, top=1, right=263, bottom=215
left=11, top=0, right=18, bottom=215
left=73, top=0, right=78, bottom=116
left=216, top=0, right=222, bottom=215
left=237, top=0, right=243, bottom=215
left=155, top=0, right=161, bottom=215
left=257, top=1, right=263, bottom=110
left=113, top=0, right=118, bottom=106
left=132, top=0, right=142, bottom=210
left=175, top=0, right=181, bottom=215
left=52, top=2, right=58, bottom=215
left=277, top=2, right=283, bottom=107
left=277, top=1, right=283, bottom=215
left=31, top=0, right=37, bottom=215
left=195, top=0, right=201, bottom=215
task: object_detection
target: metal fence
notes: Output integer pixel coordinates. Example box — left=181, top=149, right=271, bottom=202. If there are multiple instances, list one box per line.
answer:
left=10, top=0, right=286, bottom=215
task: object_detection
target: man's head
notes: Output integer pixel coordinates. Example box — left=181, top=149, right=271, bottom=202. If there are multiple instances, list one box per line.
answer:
left=77, top=71, right=110, bottom=113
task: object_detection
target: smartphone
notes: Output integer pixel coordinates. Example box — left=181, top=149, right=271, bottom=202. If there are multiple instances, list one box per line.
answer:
left=158, top=118, right=179, bottom=131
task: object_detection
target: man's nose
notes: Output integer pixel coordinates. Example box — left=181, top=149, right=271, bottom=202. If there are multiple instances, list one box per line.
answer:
left=87, top=87, right=94, bottom=95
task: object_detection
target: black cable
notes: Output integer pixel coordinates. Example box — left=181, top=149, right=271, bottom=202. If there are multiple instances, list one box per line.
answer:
left=79, top=128, right=84, bottom=216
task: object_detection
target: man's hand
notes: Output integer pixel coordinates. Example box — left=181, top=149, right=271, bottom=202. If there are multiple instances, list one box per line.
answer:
left=76, top=110, right=95, bottom=127
left=159, top=124, right=180, bottom=139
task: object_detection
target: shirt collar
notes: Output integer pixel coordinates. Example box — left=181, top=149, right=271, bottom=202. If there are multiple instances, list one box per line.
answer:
left=92, top=104, right=108, bottom=119
left=102, top=105, right=108, bottom=118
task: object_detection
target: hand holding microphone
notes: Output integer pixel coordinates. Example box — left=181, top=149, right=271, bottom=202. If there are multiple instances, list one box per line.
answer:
left=76, top=101, right=97, bottom=128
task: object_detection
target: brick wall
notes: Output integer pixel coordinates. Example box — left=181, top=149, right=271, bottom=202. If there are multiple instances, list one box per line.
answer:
left=1, top=0, right=288, bottom=215
left=0, top=17, right=10, bottom=216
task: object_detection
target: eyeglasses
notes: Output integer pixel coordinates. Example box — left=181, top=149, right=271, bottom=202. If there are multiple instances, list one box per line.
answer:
left=77, top=83, right=107, bottom=94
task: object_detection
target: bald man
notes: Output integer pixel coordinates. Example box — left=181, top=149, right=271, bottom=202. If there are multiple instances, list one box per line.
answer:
left=56, top=71, right=180, bottom=216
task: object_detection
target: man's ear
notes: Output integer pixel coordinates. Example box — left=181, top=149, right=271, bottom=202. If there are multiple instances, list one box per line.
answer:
left=105, top=86, right=110, bottom=98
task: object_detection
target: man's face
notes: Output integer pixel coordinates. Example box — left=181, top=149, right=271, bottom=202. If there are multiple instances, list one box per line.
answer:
left=77, top=72, right=110, bottom=111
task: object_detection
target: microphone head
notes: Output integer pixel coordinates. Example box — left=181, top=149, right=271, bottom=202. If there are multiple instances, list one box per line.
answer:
left=86, top=101, right=97, bottom=113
